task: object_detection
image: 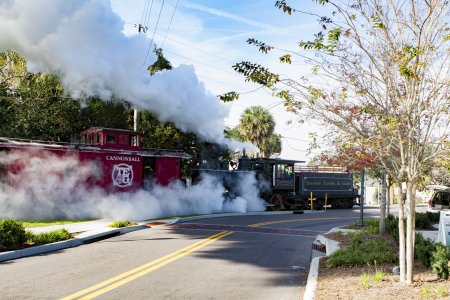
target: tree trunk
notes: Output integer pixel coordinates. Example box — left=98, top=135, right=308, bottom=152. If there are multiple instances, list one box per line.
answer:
left=379, top=172, right=387, bottom=235
left=397, top=182, right=406, bottom=283
left=387, top=184, right=391, bottom=216
left=406, top=181, right=416, bottom=285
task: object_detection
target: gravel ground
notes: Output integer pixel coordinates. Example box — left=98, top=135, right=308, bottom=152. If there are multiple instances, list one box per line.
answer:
left=314, top=232, right=450, bottom=300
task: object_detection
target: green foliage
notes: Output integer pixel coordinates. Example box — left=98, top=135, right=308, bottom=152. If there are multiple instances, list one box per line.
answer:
left=0, top=219, right=27, bottom=247
left=437, top=285, right=448, bottom=298
left=247, top=38, right=273, bottom=53
left=415, top=212, right=431, bottom=230
left=415, top=233, right=436, bottom=268
left=148, top=48, right=172, bottom=75
left=373, top=269, right=385, bottom=283
left=327, top=237, right=397, bottom=268
left=347, top=230, right=365, bottom=239
left=233, top=61, right=279, bottom=87
left=28, top=229, right=72, bottom=246
left=431, top=244, right=450, bottom=279
left=108, top=221, right=137, bottom=228
left=371, top=16, right=385, bottom=29
left=421, top=285, right=432, bottom=299
left=275, top=1, right=293, bottom=15
left=279, top=54, right=292, bottom=64
left=360, top=273, right=370, bottom=289
left=20, top=219, right=96, bottom=228
left=80, top=98, right=130, bottom=130
left=386, top=214, right=399, bottom=243
left=426, top=211, right=440, bottom=223
left=363, top=219, right=380, bottom=234
left=218, top=91, right=240, bottom=102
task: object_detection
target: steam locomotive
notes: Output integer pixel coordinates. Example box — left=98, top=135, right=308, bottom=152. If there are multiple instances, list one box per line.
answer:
left=194, top=154, right=359, bottom=210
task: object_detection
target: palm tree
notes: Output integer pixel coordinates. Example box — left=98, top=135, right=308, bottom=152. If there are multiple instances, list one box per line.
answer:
left=238, top=106, right=275, bottom=155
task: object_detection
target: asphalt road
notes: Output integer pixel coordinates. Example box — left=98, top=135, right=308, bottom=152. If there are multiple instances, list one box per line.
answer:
left=0, top=207, right=380, bottom=300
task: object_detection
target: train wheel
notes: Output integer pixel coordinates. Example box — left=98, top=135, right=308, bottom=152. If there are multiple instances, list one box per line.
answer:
left=270, top=194, right=282, bottom=211
left=315, top=199, right=325, bottom=210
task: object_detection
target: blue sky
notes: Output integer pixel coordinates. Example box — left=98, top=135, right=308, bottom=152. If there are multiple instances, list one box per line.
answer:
left=110, top=0, right=326, bottom=161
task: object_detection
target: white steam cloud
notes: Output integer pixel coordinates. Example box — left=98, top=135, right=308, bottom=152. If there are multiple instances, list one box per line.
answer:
left=0, top=151, right=266, bottom=220
left=0, top=0, right=232, bottom=143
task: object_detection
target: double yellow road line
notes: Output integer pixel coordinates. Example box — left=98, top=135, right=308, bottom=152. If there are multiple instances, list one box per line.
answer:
left=62, top=230, right=233, bottom=300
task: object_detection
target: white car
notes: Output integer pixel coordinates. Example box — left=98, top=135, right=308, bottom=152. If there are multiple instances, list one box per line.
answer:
left=427, top=185, right=450, bottom=211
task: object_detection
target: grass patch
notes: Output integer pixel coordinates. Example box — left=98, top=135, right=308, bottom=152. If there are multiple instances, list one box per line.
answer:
left=360, top=273, right=371, bottom=289
left=20, top=219, right=96, bottom=228
left=108, top=221, right=137, bottom=228
left=27, top=229, right=72, bottom=246
left=373, top=269, right=385, bottom=283
left=327, top=237, right=397, bottom=268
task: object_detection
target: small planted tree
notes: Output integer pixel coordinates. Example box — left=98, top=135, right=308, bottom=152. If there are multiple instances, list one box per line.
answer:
left=228, top=0, right=450, bottom=285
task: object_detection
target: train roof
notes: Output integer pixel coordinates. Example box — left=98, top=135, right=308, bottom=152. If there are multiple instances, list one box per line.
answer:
left=250, top=157, right=305, bottom=164
left=0, top=136, right=191, bottom=159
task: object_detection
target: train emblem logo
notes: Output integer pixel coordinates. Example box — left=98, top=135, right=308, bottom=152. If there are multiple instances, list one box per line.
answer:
left=112, top=163, right=134, bottom=187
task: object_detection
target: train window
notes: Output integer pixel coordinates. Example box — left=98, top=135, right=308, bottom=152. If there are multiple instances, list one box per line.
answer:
left=106, top=133, right=116, bottom=144
left=277, top=164, right=293, bottom=179
left=81, top=134, right=87, bottom=144
left=94, top=134, right=100, bottom=145
left=130, top=135, right=138, bottom=146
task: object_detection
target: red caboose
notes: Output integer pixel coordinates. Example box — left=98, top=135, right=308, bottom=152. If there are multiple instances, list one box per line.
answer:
left=0, top=128, right=190, bottom=193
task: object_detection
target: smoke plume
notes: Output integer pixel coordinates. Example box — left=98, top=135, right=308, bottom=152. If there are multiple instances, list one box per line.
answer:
left=0, top=151, right=266, bottom=220
left=0, top=0, right=231, bottom=143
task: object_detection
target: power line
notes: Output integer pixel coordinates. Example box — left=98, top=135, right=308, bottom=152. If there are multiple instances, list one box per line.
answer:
left=161, top=0, right=180, bottom=49
left=143, top=0, right=154, bottom=29
left=140, top=0, right=150, bottom=27
left=143, top=0, right=165, bottom=66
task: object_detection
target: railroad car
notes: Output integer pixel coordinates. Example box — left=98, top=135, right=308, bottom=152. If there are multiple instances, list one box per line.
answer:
left=0, top=127, right=190, bottom=193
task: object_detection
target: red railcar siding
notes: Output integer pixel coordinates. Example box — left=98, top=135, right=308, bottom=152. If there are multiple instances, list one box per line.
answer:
left=155, top=157, right=181, bottom=185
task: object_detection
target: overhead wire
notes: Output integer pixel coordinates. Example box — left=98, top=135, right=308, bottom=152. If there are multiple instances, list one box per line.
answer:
left=143, top=0, right=154, bottom=30
left=161, top=0, right=180, bottom=49
left=140, top=0, right=150, bottom=28
left=143, top=0, right=165, bottom=66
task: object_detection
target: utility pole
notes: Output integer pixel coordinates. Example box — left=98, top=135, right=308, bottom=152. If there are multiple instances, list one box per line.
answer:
left=133, top=108, right=140, bottom=132
left=359, top=169, right=365, bottom=227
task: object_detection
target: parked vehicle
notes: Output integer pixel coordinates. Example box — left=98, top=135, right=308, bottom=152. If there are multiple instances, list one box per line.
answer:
left=427, top=185, right=450, bottom=211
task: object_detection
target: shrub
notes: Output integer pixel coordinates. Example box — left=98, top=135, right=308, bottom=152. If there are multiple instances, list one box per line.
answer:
left=415, top=212, right=431, bottom=230
left=0, top=219, right=27, bottom=247
left=386, top=214, right=399, bottom=243
left=108, top=221, right=137, bottom=228
left=415, top=233, right=436, bottom=268
left=431, top=244, right=450, bottom=279
left=364, top=219, right=380, bottom=234
left=327, top=237, right=397, bottom=268
left=426, top=211, right=440, bottom=223
left=28, top=229, right=72, bottom=246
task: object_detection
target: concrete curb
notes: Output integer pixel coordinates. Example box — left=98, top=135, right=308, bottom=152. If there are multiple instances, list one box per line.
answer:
left=303, top=256, right=321, bottom=300
left=303, top=227, right=347, bottom=300
left=0, top=225, right=149, bottom=263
